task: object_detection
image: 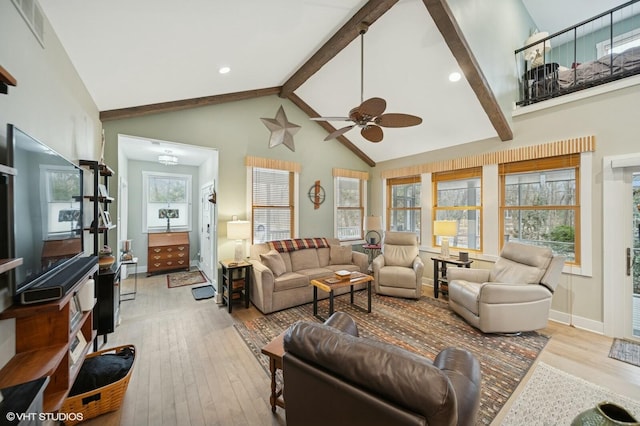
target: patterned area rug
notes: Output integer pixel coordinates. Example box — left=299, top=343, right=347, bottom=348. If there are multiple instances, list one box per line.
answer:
left=234, top=292, right=549, bottom=425
left=609, top=338, right=640, bottom=367
left=166, top=270, right=208, bottom=288
left=502, top=362, right=640, bottom=425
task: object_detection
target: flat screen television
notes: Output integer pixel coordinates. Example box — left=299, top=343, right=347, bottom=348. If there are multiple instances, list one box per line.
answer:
left=7, top=124, right=84, bottom=296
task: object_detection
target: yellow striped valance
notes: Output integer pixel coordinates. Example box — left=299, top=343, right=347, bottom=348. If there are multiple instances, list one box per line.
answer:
left=245, top=156, right=301, bottom=173
left=380, top=136, right=595, bottom=179
left=332, top=168, right=369, bottom=180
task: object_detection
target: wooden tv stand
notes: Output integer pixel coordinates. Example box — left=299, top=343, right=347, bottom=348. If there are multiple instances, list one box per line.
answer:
left=0, top=261, right=98, bottom=412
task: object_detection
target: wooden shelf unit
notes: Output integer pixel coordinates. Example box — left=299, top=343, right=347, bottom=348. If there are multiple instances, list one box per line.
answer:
left=0, top=263, right=98, bottom=412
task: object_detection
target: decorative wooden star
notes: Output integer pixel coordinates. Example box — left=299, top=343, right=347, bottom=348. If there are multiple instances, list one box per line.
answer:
left=260, top=105, right=300, bottom=152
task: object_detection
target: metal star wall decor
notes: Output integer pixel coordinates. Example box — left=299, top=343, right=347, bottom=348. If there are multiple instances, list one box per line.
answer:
left=260, top=105, right=300, bottom=152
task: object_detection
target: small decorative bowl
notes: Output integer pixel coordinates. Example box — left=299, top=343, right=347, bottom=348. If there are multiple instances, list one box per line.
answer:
left=99, top=255, right=115, bottom=270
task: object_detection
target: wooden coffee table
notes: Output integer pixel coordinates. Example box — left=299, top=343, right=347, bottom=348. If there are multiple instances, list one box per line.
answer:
left=310, top=272, right=374, bottom=321
left=261, top=331, right=286, bottom=412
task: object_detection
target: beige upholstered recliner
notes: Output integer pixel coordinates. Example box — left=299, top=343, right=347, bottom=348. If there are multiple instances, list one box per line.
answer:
left=372, top=231, right=424, bottom=299
left=447, top=242, right=564, bottom=334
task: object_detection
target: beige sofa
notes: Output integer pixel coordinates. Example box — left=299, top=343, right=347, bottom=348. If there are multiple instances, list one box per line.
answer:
left=249, top=238, right=368, bottom=314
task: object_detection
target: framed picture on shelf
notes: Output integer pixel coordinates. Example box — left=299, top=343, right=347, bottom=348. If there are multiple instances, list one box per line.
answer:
left=98, top=183, right=109, bottom=198
left=69, top=294, right=82, bottom=330
left=103, top=211, right=112, bottom=227
left=69, top=331, right=87, bottom=365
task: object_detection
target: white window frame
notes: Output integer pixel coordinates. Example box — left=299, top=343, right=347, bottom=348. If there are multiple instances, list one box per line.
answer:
left=596, top=28, right=640, bottom=58
left=247, top=166, right=299, bottom=243
left=334, top=176, right=367, bottom=242
left=142, top=171, right=192, bottom=232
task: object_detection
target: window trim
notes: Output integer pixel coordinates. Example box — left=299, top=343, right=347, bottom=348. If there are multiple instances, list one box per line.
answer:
left=386, top=175, right=421, bottom=238
left=498, top=155, right=580, bottom=265
left=142, top=171, right=193, bottom=233
left=432, top=167, right=483, bottom=252
left=334, top=175, right=366, bottom=242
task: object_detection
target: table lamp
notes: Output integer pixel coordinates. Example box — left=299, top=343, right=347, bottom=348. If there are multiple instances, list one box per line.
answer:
left=434, top=220, right=457, bottom=258
left=227, top=218, right=251, bottom=261
left=363, top=215, right=382, bottom=245
left=159, top=208, right=179, bottom=232
left=524, top=31, right=551, bottom=67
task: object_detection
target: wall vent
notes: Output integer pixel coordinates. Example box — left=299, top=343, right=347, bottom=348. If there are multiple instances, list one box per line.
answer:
left=12, top=0, right=45, bottom=47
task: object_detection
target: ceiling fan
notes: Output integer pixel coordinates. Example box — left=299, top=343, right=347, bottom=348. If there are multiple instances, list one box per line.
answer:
left=311, top=22, right=422, bottom=143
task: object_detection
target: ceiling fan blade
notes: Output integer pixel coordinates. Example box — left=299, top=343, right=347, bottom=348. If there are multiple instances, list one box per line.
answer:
left=358, top=97, right=386, bottom=118
left=376, top=113, right=423, bottom=128
left=361, top=125, right=383, bottom=143
left=324, top=125, right=356, bottom=141
left=310, top=116, right=351, bottom=122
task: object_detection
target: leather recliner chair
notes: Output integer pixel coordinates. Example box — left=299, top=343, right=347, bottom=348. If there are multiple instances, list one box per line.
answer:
left=447, top=241, right=564, bottom=334
left=372, top=231, right=424, bottom=299
left=283, top=312, right=482, bottom=426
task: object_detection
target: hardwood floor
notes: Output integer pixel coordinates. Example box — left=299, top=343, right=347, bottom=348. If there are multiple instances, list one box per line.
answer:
left=81, top=274, right=640, bottom=425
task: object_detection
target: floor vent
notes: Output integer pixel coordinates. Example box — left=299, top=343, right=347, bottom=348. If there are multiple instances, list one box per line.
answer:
left=12, top=0, right=45, bottom=48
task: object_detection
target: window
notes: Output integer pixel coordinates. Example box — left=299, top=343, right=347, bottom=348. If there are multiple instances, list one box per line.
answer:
left=335, top=176, right=364, bottom=241
left=387, top=176, right=421, bottom=238
left=143, top=172, right=191, bottom=232
left=596, top=28, right=640, bottom=58
left=252, top=167, right=294, bottom=243
left=433, top=168, right=482, bottom=251
left=500, top=155, right=579, bottom=263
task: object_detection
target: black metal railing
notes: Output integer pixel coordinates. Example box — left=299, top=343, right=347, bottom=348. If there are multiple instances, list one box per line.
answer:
left=515, top=0, right=640, bottom=106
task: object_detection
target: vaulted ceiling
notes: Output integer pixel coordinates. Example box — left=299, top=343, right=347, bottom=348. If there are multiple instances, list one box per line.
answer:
left=39, top=0, right=628, bottom=166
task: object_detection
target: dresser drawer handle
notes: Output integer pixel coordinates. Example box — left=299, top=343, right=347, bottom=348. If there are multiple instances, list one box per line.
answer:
left=167, top=254, right=173, bottom=258
left=154, top=263, right=161, bottom=267
left=178, top=260, right=185, bottom=265
left=178, top=253, right=185, bottom=258
left=153, top=248, right=161, bottom=253
left=166, top=247, right=173, bottom=252
left=153, top=255, right=161, bottom=260
left=178, top=246, right=185, bottom=251
left=166, top=261, right=173, bottom=265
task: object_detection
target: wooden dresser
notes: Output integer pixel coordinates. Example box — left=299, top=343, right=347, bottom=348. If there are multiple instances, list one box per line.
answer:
left=147, top=232, right=190, bottom=275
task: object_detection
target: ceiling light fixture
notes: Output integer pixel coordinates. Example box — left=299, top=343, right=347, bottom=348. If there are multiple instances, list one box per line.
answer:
left=158, top=154, right=178, bottom=166
left=218, top=66, right=231, bottom=74
left=449, top=72, right=461, bottom=82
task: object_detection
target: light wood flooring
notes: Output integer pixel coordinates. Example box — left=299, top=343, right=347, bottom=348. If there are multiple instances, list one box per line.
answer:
left=81, top=273, right=640, bottom=426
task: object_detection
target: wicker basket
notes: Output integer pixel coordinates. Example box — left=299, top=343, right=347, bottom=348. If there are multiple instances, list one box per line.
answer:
left=61, top=344, right=136, bottom=426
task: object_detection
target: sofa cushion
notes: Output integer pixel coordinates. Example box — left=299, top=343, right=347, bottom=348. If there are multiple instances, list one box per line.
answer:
left=274, top=272, right=310, bottom=292
left=383, top=245, right=418, bottom=267
left=329, top=245, right=352, bottom=265
left=260, top=249, right=286, bottom=277
left=378, top=266, right=417, bottom=289
left=290, top=249, right=320, bottom=271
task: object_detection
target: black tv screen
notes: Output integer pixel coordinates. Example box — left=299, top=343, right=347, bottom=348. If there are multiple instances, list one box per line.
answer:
left=7, top=124, right=84, bottom=295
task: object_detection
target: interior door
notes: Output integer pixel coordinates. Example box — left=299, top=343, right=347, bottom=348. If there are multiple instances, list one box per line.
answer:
left=200, top=183, right=216, bottom=287
left=630, top=173, right=640, bottom=338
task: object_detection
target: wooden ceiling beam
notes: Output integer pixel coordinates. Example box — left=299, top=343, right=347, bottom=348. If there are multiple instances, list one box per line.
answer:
left=100, top=87, right=282, bottom=121
left=421, top=0, right=513, bottom=141
left=279, top=0, right=399, bottom=98
left=287, top=93, right=376, bottom=167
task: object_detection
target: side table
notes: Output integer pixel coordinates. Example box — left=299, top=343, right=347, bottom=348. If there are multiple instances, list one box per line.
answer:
left=431, top=256, right=473, bottom=298
left=261, top=331, right=286, bottom=412
left=219, top=260, right=252, bottom=313
left=121, top=257, right=138, bottom=301
left=363, top=243, right=381, bottom=265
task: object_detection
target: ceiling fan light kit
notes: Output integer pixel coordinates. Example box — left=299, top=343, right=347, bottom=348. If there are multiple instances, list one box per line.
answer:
left=311, top=22, right=422, bottom=143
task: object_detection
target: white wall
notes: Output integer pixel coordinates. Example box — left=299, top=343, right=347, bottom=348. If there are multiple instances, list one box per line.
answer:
left=0, top=2, right=100, bottom=369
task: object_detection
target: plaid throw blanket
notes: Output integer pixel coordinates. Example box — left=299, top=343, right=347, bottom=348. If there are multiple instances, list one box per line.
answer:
left=268, top=238, right=330, bottom=253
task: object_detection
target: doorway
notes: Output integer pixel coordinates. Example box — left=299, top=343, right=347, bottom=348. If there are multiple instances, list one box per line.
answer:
left=116, top=134, right=218, bottom=278
left=603, top=153, right=640, bottom=340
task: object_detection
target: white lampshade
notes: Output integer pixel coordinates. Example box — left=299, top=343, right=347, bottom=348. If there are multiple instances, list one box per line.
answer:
left=227, top=220, right=251, bottom=240
left=524, top=31, right=551, bottom=66
left=363, top=215, right=382, bottom=230
left=433, top=220, right=457, bottom=237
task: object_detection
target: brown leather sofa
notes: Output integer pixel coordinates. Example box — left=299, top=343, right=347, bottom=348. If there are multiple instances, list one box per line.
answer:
left=283, top=312, right=482, bottom=426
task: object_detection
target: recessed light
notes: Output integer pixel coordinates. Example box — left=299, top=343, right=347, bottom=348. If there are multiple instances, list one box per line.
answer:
left=449, top=72, right=461, bottom=82
left=219, top=66, right=231, bottom=74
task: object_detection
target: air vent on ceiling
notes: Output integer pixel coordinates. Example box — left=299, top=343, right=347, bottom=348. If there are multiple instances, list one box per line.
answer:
left=12, top=0, right=45, bottom=47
